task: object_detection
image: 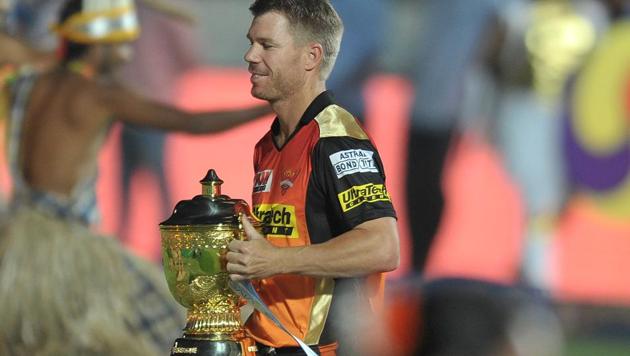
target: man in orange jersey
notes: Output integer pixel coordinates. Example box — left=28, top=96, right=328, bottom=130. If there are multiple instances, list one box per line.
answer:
left=226, top=1, right=400, bottom=355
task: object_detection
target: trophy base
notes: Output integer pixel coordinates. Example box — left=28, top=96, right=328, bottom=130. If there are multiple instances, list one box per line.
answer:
left=170, top=337, right=257, bottom=356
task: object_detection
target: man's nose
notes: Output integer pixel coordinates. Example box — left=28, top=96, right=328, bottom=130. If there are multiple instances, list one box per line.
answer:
left=244, top=45, right=260, bottom=63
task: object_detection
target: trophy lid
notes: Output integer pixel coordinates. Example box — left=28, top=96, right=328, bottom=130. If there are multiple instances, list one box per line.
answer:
left=160, top=169, right=254, bottom=226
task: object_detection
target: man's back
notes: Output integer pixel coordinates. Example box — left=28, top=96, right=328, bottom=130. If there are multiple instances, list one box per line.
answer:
left=15, top=68, right=109, bottom=197
left=1, top=65, right=187, bottom=356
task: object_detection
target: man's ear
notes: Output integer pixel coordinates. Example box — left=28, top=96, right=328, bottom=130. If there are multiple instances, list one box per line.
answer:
left=304, top=42, right=323, bottom=72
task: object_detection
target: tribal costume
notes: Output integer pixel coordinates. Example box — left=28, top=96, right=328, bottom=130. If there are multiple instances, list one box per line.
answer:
left=0, top=1, right=184, bottom=354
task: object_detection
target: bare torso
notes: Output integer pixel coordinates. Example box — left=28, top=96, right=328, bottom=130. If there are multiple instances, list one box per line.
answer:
left=13, top=63, right=270, bottom=198
left=18, top=68, right=110, bottom=197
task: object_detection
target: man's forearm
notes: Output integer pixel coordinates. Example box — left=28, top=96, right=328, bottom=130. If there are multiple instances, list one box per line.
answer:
left=189, top=104, right=271, bottom=133
left=279, top=217, right=399, bottom=278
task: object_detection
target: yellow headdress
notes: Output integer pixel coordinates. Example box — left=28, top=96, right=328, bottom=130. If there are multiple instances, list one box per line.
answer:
left=52, top=0, right=139, bottom=43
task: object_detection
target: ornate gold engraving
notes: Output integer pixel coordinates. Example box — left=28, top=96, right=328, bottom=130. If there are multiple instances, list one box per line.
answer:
left=161, top=225, right=246, bottom=339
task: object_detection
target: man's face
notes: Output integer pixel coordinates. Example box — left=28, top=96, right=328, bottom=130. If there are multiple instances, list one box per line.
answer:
left=244, top=11, right=307, bottom=102
left=95, top=42, right=134, bottom=74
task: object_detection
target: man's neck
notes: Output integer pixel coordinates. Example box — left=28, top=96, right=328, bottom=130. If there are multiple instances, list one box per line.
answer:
left=272, top=81, right=326, bottom=147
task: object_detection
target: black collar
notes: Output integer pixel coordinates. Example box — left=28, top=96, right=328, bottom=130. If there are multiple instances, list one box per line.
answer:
left=271, top=90, right=335, bottom=140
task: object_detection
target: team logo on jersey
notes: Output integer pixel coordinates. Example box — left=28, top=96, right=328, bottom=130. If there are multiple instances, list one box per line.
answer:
left=329, top=149, right=378, bottom=179
left=338, top=183, right=390, bottom=212
left=253, top=204, right=299, bottom=238
left=280, top=179, right=294, bottom=195
left=253, top=169, right=273, bottom=193
left=280, top=168, right=300, bottom=195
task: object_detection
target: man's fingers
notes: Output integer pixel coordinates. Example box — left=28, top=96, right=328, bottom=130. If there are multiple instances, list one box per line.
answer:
left=242, top=216, right=264, bottom=240
left=230, top=273, right=247, bottom=281
left=228, top=239, right=245, bottom=252
left=226, top=262, right=247, bottom=275
left=225, top=251, right=244, bottom=265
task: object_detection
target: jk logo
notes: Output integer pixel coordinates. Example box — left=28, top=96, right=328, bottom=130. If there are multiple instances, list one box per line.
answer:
left=253, top=170, right=273, bottom=193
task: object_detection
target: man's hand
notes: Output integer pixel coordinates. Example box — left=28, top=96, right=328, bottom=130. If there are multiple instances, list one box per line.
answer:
left=226, top=217, right=284, bottom=281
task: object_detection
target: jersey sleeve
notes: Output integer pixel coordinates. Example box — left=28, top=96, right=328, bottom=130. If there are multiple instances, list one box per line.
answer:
left=311, top=136, right=397, bottom=231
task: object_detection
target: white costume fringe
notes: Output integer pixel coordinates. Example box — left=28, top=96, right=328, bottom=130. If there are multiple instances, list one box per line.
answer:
left=0, top=207, right=184, bottom=355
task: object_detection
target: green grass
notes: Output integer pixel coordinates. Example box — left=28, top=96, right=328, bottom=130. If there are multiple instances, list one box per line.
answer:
left=566, top=339, right=630, bottom=356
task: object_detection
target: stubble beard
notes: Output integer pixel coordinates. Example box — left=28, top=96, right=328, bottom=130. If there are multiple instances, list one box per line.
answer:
left=252, top=72, right=304, bottom=104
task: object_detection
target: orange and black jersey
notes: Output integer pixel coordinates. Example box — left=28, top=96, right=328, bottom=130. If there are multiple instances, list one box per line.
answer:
left=247, top=91, right=397, bottom=350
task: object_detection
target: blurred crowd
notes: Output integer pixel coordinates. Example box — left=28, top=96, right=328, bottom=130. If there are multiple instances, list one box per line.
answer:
left=1, top=0, right=630, bottom=355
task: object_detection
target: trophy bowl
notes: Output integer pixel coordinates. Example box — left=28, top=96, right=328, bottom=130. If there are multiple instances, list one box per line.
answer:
left=160, top=169, right=259, bottom=356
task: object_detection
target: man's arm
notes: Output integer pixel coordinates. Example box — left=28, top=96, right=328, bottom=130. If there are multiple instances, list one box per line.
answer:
left=226, top=216, right=400, bottom=281
left=100, top=84, right=270, bottom=133
left=0, top=33, right=55, bottom=68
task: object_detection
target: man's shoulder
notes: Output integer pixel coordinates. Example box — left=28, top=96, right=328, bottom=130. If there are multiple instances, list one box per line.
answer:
left=36, top=69, right=101, bottom=99
left=314, top=104, right=368, bottom=140
left=45, top=70, right=111, bottom=123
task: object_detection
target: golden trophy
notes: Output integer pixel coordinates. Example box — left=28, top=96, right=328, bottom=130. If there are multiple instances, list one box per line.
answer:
left=160, top=169, right=258, bottom=356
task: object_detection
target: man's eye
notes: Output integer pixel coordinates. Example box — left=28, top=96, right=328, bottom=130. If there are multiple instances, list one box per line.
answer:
left=262, top=43, right=273, bottom=49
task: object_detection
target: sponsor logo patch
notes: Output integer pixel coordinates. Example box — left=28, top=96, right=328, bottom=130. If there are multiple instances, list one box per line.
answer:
left=329, top=149, right=378, bottom=178
left=253, top=204, right=299, bottom=238
left=338, top=183, right=391, bottom=212
left=253, top=169, right=273, bottom=193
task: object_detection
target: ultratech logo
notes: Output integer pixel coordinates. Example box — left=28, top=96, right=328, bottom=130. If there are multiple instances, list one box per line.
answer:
left=253, top=170, right=273, bottom=193
left=338, top=183, right=391, bottom=212
left=329, top=149, right=378, bottom=179
left=253, top=204, right=299, bottom=238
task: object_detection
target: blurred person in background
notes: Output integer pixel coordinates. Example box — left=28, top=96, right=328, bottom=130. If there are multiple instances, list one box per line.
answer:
left=0, top=0, right=56, bottom=216
left=493, top=0, right=606, bottom=290
left=0, top=0, right=55, bottom=68
left=0, top=0, right=269, bottom=354
left=0, top=0, right=12, bottom=31
left=414, top=278, right=564, bottom=356
left=6, top=0, right=65, bottom=50
left=117, top=0, right=198, bottom=259
left=406, top=0, right=500, bottom=273
left=327, top=0, right=387, bottom=124
left=1, top=0, right=57, bottom=117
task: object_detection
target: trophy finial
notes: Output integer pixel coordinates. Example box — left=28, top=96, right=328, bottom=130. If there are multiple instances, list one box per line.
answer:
left=200, top=169, right=224, bottom=198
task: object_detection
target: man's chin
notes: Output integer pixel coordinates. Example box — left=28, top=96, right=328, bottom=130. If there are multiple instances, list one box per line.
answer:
left=251, top=88, right=270, bottom=101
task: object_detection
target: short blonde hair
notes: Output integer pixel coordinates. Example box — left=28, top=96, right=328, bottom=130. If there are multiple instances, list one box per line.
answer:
left=249, top=0, right=344, bottom=80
